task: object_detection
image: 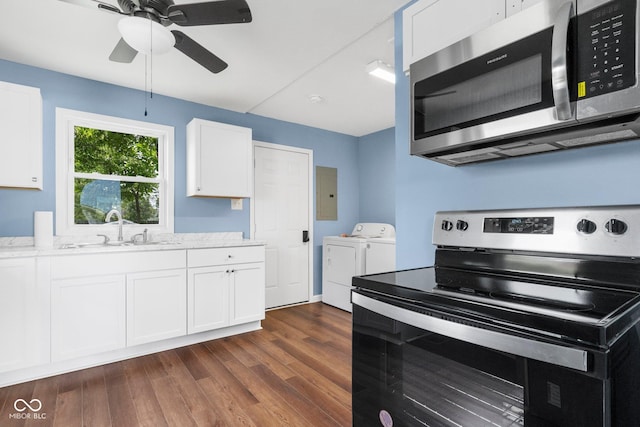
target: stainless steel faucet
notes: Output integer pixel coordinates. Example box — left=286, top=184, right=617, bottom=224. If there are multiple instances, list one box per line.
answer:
left=105, top=209, right=124, bottom=242
left=131, top=228, right=148, bottom=244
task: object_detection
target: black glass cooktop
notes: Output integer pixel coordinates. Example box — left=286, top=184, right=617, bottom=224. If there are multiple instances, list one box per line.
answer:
left=352, top=267, right=640, bottom=346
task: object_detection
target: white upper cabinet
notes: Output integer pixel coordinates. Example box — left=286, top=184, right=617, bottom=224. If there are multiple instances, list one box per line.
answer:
left=186, top=118, right=253, bottom=198
left=0, top=81, right=42, bottom=189
left=402, top=0, right=505, bottom=72
left=506, top=0, right=544, bottom=17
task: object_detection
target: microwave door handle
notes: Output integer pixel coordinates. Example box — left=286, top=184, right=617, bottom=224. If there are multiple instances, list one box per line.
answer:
left=551, top=1, right=574, bottom=121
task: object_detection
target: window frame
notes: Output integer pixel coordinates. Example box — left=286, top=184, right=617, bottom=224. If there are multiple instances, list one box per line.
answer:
left=55, top=108, right=174, bottom=238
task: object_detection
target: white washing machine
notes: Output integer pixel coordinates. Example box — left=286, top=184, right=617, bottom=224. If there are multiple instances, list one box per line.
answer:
left=365, top=237, right=396, bottom=275
left=322, top=223, right=395, bottom=312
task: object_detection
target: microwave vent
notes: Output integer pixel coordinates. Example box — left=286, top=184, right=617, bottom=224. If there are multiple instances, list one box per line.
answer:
left=555, top=129, right=639, bottom=147
left=435, top=148, right=501, bottom=165
left=499, top=143, right=558, bottom=157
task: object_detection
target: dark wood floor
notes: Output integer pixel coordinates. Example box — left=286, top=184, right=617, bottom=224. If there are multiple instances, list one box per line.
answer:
left=0, top=302, right=352, bottom=427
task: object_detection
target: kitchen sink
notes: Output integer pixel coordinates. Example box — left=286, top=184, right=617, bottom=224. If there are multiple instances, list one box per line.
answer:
left=59, top=241, right=178, bottom=249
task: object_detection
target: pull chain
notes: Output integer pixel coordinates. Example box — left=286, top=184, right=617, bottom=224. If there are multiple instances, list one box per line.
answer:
left=150, top=16, right=153, bottom=100
left=144, top=54, right=148, bottom=116
left=144, top=17, right=154, bottom=117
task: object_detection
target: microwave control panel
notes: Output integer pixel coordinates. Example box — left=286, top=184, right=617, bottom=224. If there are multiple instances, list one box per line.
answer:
left=577, top=0, right=636, bottom=99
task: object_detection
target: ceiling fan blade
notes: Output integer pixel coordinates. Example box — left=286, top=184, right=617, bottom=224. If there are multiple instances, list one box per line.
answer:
left=116, top=0, right=136, bottom=14
left=109, top=38, right=138, bottom=63
left=57, top=0, right=122, bottom=14
left=171, top=30, right=228, bottom=73
left=167, top=0, right=252, bottom=26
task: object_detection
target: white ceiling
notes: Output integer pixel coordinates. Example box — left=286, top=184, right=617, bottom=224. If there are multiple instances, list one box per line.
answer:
left=0, top=0, right=407, bottom=136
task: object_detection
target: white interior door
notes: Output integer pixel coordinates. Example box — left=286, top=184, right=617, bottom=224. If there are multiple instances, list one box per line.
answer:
left=253, top=142, right=312, bottom=309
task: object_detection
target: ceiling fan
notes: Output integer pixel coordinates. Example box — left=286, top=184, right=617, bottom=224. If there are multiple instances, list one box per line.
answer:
left=58, top=0, right=252, bottom=73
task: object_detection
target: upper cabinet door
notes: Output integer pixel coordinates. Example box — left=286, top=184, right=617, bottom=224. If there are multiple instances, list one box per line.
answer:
left=506, top=0, right=544, bottom=17
left=402, top=0, right=505, bottom=72
left=186, top=118, right=253, bottom=198
left=0, top=81, right=42, bottom=190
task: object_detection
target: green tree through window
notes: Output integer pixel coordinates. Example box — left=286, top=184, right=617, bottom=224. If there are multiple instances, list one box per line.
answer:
left=74, top=126, right=160, bottom=225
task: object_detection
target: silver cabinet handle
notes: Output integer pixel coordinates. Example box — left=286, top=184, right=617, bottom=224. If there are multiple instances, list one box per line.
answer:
left=352, top=292, right=588, bottom=372
left=551, top=1, right=574, bottom=121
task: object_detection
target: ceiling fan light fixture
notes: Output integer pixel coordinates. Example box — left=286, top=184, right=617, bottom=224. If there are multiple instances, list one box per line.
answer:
left=118, top=16, right=175, bottom=55
left=366, top=60, right=396, bottom=84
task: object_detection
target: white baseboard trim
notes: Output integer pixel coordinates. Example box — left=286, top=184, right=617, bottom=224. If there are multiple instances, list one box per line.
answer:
left=266, top=294, right=323, bottom=311
left=310, top=294, right=322, bottom=303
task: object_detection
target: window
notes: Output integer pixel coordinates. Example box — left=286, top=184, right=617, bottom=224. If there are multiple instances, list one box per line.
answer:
left=56, top=108, right=174, bottom=237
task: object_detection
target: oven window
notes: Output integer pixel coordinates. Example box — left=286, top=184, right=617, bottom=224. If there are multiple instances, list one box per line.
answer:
left=402, top=339, right=524, bottom=426
left=353, top=306, right=525, bottom=426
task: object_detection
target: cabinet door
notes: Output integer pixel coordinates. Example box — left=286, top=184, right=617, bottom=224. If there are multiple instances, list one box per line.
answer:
left=231, top=262, right=265, bottom=325
left=402, top=0, right=505, bottom=71
left=51, top=275, right=126, bottom=362
left=506, top=0, right=544, bottom=17
left=186, top=118, right=252, bottom=198
left=0, top=258, right=41, bottom=372
left=127, top=269, right=187, bottom=346
left=187, top=266, right=230, bottom=334
left=0, top=81, right=42, bottom=189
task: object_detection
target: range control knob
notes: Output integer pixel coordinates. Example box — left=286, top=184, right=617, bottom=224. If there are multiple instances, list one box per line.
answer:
left=441, top=220, right=453, bottom=231
left=456, top=220, right=469, bottom=231
left=605, top=219, right=628, bottom=235
left=576, top=219, right=597, bottom=234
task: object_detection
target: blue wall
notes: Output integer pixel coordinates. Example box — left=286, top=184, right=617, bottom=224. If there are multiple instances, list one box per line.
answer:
left=393, top=6, right=640, bottom=269
left=358, top=127, right=396, bottom=225
left=0, top=59, right=365, bottom=296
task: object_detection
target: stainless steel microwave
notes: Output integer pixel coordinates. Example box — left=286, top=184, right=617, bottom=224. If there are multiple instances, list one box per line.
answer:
left=410, top=0, right=640, bottom=166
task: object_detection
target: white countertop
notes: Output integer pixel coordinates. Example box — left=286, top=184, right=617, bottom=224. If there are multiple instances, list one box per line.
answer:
left=0, top=232, right=265, bottom=259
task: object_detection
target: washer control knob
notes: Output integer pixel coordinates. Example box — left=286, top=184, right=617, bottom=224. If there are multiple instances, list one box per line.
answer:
left=456, top=220, right=469, bottom=231
left=605, top=219, right=628, bottom=235
left=441, top=220, right=453, bottom=231
left=576, top=219, right=597, bottom=234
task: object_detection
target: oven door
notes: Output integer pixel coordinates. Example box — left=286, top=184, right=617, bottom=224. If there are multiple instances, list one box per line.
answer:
left=410, top=0, right=576, bottom=157
left=352, top=292, right=608, bottom=427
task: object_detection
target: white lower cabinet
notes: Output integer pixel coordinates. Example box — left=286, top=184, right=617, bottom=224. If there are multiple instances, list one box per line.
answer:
left=188, top=266, right=230, bottom=333
left=51, top=275, right=126, bottom=362
left=127, top=269, right=187, bottom=346
left=50, top=250, right=186, bottom=362
left=0, top=257, right=48, bottom=373
left=231, top=263, right=265, bottom=325
left=1, top=244, right=265, bottom=386
left=187, top=246, right=265, bottom=334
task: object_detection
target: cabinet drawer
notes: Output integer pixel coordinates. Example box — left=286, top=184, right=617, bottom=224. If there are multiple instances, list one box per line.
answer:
left=188, top=245, right=265, bottom=268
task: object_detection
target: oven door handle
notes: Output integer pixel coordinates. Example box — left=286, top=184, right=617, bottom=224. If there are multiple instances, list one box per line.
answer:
left=352, top=292, right=588, bottom=372
left=551, top=1, right=574, bottom=121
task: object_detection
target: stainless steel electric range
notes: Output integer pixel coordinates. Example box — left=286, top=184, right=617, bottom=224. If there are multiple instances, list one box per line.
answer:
left=352, top=206, right=640, bottom=427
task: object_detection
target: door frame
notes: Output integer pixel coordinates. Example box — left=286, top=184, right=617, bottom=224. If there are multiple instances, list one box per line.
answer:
left=251, top=140, right=315, bottom=305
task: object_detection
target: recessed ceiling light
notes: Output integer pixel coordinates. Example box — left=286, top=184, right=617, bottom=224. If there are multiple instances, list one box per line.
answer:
left=308, top=94, right=325, bottom=104
left=366, top=60, right=396, bottom=84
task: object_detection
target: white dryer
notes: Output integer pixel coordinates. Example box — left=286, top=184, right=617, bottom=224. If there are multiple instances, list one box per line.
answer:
left=322, top=223, right=395, bottom=312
